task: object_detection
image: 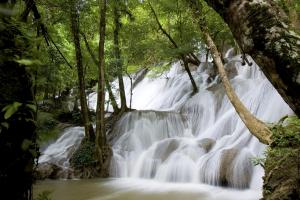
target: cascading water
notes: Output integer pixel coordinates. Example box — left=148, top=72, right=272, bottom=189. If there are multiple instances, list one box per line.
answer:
left=39, top=127, right=85, bottom=169
left=39, top=51, right=293, bottom=199
left=108, top=53, right=292, bottom=189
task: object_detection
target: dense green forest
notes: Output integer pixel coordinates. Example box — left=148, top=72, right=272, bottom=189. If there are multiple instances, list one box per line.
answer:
left=0, top=0, right=300, bottom=200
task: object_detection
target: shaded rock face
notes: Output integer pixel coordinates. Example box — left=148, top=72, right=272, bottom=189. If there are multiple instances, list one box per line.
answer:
left=263, top=118, right=300, bottom=200
left=219, top=148, right=239, bottom=186
left=35, top=163, right=73, bottom=180
left=224, top=61, right=238, bottom=80
left=199, top=147, right=253, bottom=189
left=263, top=148, right=300, bottom=200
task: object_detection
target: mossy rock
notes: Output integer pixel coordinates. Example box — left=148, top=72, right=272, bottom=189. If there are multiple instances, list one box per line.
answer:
left=69, top=140, right=99, bottom=178
left=262, top=116, right=300, bottom=200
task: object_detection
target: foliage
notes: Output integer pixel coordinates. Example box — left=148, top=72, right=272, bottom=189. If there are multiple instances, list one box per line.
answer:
left=34, top=190, right=52, bottom=200
left=263, top=116, right=300, bottom=199
left=250, top=116, right=300, bottom=169
left=70, top=140, right=97, bottom=169
left=270, top=115, right=300, bottom=148
left=36, top=111, right=60, bottom=146
left=1, top=102, right=22, bottom=120
left=251, top=156, right=266, bottom=168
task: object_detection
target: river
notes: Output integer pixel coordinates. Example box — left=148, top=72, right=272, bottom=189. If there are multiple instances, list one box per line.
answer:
left=34, top=178, right=261, bottom=200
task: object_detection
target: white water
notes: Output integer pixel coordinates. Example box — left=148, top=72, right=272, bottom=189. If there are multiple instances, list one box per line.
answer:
left=39, top=127, right=85, bottom=168
left=39, top=51, right=293, bottom=199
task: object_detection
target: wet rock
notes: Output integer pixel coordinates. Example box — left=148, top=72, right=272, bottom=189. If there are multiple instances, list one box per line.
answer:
left=224, top=62, right=238, bottom=79
left=35, top=163, right=63, bottom=180
left=263, top=148, right=300, bottom=200
left=219, top=148, right=238, bottom=186
left=153, top=139, right=180, bottom=162
left=217, top=148, right=253, bottom=189
left=197, top=138, right=215, bottom=152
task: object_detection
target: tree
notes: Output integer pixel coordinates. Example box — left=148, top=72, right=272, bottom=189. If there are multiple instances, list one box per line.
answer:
left=187, top=0, right=272, bottom=145
left=187, top=1, right=298, bottom=199
left=81, top=31, right=120, bottom=113
left=148, top=2, right=199, bottom=94
left=70, top=0, right=95, bottom=141
left=201, top=0, right=300, bottom=116
left=113, top=2, right=128, bottom=112
left=95, top=0, right=111, bottom=176
left=0, top=1, right=38, bottom=199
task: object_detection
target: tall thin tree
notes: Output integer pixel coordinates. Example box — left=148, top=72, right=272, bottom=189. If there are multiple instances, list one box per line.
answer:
left=113, top=3, right=128, bottom=112
left=70, top=0, right=95, bottom=141
left=95, top=0, right=108, bottom=174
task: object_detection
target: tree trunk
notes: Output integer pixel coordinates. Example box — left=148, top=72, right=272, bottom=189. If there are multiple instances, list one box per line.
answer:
left=73, top=91, right=80, bottom=112
left=148, top=3, right=199, bottom=94
left=202, top=0, right=300, bottom=116
left=105, top=79, right=119, bottom=112
left=205, top=48, right=209, bottom=63
left=182, top=56, right=198, bottom=94
left=96, top=0, right=111, bottom=177
left=81, top=31, right=120, bottom=113
left=113, top=6, right=128, bottom=112
left=70, top=4, right=95, bottom=142
left=187, top=0, right=272, bottom=145
left=125, top=71, right=133, bottom=109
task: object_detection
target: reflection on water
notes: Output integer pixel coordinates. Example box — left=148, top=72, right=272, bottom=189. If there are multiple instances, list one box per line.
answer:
left=34, top=178, right=261, bottom=200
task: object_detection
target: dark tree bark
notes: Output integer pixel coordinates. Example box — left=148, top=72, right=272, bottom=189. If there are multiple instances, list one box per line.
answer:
left=0, top=2, right=37, bottom=199
left=96, top=0, right=112, bottom=177
left=148, top=3, right=199, bottom=94
left=202, top=0, right=300, bottom=116
left=96, top=0, right=107, bottom=148
left=105, top=78, right=119, bottom=113
left=70, top=3, right=95, bottom=141
left=113, top=6, right=128, bottom=112
left=125, top=71, right=133, bottom=109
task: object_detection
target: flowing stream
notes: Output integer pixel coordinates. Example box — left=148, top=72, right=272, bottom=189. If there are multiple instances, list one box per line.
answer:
left=36, top=51, right=293, bottom=200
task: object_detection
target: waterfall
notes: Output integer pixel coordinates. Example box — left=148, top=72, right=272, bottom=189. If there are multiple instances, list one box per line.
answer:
left=39, top=52, right=293, bottom=193
left=39, top=127, right=85, bottom=169
left=107, top=53, right=292, bottom=189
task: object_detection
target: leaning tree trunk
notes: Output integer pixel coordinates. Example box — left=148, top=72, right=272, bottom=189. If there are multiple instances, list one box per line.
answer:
left=187, top=0, right=272, bottom=145
left=70, top=5, right=95, bottom=142
left=113, top=6, right=128, bottom=112
left=202, top=0, right=300, bottom=116
left=96, top=0, right=112, bottom=177
left=182, top=56, right=198, bottom=94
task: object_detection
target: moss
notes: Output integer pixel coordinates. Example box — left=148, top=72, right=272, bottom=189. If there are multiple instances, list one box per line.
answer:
left=36, top=111, right=61, bottom=146
left=262, top=116, right=300, bottom=200
left=34, top=190, right=52, bottom=200
left=270, top=116, right=300, bottom=148
left=70, top=140, right=97, bottom=168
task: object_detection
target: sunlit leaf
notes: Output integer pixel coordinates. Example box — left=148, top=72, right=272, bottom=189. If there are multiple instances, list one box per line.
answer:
left=15, top=59, right=42, bottom=66
left=2, top=102, right=22, bottom=119
left=26, top=104, right=37, bottom=112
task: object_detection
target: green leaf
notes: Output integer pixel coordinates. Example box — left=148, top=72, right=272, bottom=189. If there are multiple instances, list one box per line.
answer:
left=26, top=104, right=37, bottom=112
left=15, top=59, right=42, bottom=66
left=1, top=122, right=9, bottom=129
left=2, top=102, right=22, bottom=119
left=21, top=139, right=32, bottom=151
